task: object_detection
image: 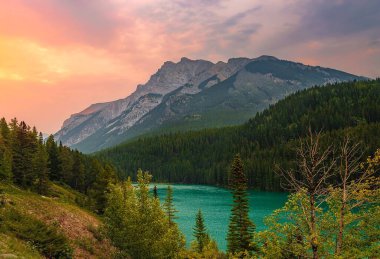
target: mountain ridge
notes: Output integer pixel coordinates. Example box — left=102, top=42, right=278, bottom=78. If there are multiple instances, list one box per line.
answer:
left=95, top=79, right=380, bottom=190
left=55, top=55, right=364, bottom=153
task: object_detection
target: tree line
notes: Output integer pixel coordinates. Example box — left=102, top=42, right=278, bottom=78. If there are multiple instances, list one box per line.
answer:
left=97, top=79, right=380, bottom=190
left=0, top=117, right=117, bottom=213
left=103, top=132, right=379, bottom=258
left=1, top=96, right=379, bottom=258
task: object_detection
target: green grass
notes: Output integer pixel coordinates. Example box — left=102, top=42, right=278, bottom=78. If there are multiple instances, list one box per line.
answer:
left=0, top=182, right=117, bottom=258
left=0, top=208, right=73, bottom=258
left=0, top=233, right=42, bottom=258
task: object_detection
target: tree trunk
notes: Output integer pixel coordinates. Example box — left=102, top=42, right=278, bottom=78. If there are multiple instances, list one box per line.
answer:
left=336, top=187, right=347, bottom=255
left=310, top=195, right=319, bottom=259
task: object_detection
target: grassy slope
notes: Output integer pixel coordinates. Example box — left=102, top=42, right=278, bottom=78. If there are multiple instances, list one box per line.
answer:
left=0, top=233, right=42, bottom=259
left=0, top=183, right=117, bottom=258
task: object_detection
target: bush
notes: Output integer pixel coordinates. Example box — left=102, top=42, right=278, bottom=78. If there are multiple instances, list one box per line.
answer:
left=77, top=237, right=95, bottom=254
left=87, top=224, right=105, bottom=241
left=0, top=208, right=73, bottom=258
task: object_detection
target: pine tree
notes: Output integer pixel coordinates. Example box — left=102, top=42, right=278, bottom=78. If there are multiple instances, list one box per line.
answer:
left=58, top=145, right=74, bottom=185
left=46, top=135, right=62, bottom=181
left=88, top=164, right=117, bottom=214
left=226, top=154, right=255, bottom=255
left=10, top=120, right=37, bottom=187
left=0, top=119, right=12, bottom=182
left=193, top=209, right=210, bottom=253
left=104, top=170, right=185, bottom=258
left=153, top=185, right=158, bottom=199
left=0, top=118, right=10, bottom=146
left=72, top=151, right=85, bottom=192
left=164, top=185, right=178, bottom=226
left=0, top=134, right=12, bottom=182
left=33, top=133, right=50, bottom=194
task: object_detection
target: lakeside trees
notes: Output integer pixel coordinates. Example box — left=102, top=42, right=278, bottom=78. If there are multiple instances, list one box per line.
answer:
left=277, top=130, right=336, bottom=259
left=1, top=81, right=380, bottom=258
left=97, top=79, right=380, bottom=191
left=104, top=170, right=185, bottom=258
left=164, top=185, right=178, bottom=226
left=258, top=136, right=380, bottom=258
left=101, top=139, right=379, bottom=258
left=193, top=209, right=210, bottom=253
left=1, top=116, right=379, bottom=258
left=227, top=154, right=256, bottom=256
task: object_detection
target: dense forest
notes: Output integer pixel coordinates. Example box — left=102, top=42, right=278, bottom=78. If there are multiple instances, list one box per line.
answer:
left=0, top=118, right=117, bottom=212
left=97, top=79, right=380, bottom=190
left=1, top=81, right=379, bottom=258
left=102, top=139, right=380, bottom=258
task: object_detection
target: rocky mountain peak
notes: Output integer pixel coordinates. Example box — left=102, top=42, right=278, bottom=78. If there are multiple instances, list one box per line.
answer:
left=254, top=55, right=279, bottom=61
left=55, top=55, right=361, bottom=152
left=180, top=57, right=192, bottom=62
left=141, top=58, right=214, bottom=92
left=227, top=57, right=252, bottom=65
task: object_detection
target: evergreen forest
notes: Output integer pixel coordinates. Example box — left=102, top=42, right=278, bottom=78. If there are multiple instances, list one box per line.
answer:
left=97, top=79, right=380, bottom=190
left=1, top=79, right=379, bottom=258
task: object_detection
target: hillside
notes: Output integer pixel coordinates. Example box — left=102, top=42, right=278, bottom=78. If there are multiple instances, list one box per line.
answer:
left=96, top=79, right=380, bottom=191
left=0, top=183, right=117, bottom=258
left=55, top=56, right=363, bottom=153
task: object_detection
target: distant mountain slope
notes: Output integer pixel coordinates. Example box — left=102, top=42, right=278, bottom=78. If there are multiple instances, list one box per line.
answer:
left=96, top=80, right=380, bottom=191
left=55, top=56, right=364, bottom=153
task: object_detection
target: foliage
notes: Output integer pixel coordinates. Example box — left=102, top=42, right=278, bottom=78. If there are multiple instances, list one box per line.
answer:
left=0, top=117, right=118, bottom=212
left=0, top=181, right=118, bottom=258
left=181, top=240, right=225, bottom=259
left=0, top=208, right=73, bottom=258
left=88, top=163, right=117, bottom=214
left=164, top=185, right=178, bottom=226
left=97, top=79, right=380, bottom=191
left=0, top=233, right=42, bottom=259
left=257, top=147, right=380, bottom=258
left=104, top=170, right=185, bottom=259
left=227, top=154, right=256, bottom=255
left=193, top=209, right=210, bottom=253
left=185, top=209, right=226, bottom=258
left=153, top=184, right=158, bottom=199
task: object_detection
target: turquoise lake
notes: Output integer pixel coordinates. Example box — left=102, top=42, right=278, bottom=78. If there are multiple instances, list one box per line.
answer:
left=153, top=184, right=288, bottom=251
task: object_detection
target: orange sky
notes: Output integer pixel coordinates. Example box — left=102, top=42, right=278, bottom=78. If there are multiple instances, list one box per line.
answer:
left=1, top=0, right=379, bottom=133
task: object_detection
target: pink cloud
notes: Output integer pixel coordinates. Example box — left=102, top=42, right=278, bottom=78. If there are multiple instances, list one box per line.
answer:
left=0, top=0, right=379, bottom=133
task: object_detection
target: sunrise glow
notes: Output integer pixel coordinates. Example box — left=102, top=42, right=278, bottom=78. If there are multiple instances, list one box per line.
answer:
left=1, top=0, right=379, bottom=133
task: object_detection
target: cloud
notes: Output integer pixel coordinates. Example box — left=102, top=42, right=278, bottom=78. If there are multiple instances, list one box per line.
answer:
left=297, top=0, right=380, bottom=38
left=222, top=6, right=262, bottom=28
left=1, top=0, right=379, bottom=133
left=0, top=0, right=133, bottom=47
left=0, top=36, right=128, bottom=84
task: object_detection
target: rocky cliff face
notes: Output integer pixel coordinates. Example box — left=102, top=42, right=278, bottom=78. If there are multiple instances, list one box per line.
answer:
left=55, top=56, right=363, bottom=152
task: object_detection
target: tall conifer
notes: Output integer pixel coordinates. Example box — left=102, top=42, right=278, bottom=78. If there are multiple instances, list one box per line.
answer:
left=153, top=185, right=158, bottom=199
left=193, top=209, right=210, bottom=253
left=226, top=154, right=255, bottom=255
left=33, top=133, right=50, bottom=194
left=164, top=185, right=178, bottom=226
left=0, top=135, right=12, bottom=182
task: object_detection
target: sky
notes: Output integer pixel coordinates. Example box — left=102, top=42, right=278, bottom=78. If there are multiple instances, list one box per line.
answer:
left=0, top=0, right=379, bottom=133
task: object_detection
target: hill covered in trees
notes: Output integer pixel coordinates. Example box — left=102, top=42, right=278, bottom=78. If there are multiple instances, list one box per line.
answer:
left=97, top=79, right=380, bottom=191
left=1, top=82, right=379, bottom=257
left=0, top=118, right=118, bottom=212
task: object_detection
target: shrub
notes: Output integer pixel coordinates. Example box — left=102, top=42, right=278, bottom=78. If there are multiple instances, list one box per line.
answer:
left=0, top=208, right=73, bottom=258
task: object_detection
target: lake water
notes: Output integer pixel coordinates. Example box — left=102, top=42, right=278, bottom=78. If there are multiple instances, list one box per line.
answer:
left=153, top=184, right=288, bottom=251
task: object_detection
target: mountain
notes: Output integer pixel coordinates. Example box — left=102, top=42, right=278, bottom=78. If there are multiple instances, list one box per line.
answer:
left=96, top=79, right=380, bottom=191
left=55, top=55, right=363, bottom=153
